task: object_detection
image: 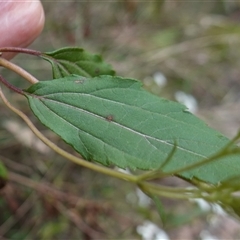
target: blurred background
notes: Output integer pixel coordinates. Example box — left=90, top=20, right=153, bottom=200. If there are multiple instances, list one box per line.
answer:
left=1, top=1, right=240, bottom=239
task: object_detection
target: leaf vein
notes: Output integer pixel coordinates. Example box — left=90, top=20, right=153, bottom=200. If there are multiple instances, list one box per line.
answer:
left=39, top=98, right=206, bottom=159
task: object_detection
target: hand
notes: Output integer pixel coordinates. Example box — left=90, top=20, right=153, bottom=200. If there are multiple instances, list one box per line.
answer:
left=0, top=1, right=45, bottom=59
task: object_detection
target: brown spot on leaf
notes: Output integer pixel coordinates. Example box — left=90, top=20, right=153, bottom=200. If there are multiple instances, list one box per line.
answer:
left=106, top=115, right=114, bottom=122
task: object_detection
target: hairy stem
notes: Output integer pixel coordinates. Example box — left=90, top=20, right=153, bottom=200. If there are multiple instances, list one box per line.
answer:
left=139, top=182, right=194, bottom=200
left=0, top=75, right=24, bottom=95
left=0, top=47, right=41, bottom=56
left=0, top=57, right=38, bottom=84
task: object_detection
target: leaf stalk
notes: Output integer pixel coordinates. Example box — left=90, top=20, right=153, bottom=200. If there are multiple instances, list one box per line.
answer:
left=0, top=47, right=41, bottom=56
left=0, top=57, right=38, bottom=84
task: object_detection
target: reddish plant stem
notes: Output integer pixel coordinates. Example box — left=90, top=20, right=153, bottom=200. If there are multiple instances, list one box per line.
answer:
left=0, top=75, right=24, bottom=95
left=0, top=47, right=42, bottom=56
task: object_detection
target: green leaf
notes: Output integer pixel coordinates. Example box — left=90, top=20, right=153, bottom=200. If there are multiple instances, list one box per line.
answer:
left=0, top=160, right=8, bottom=189
left=42, top=47, right=115, bottom=78
left=0, top=161, right=8, bottom=180
left=24, top=75, right=240, bottom=184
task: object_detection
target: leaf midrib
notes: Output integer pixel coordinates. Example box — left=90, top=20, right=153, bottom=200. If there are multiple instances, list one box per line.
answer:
left=41, top=90, right=215, bottom=139
left=57, top=59, right=93, bottom=77
left=36, top=95, right=207, bottom=159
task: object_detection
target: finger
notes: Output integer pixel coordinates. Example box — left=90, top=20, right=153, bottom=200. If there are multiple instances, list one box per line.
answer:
left=0, top=1, right=45, bottom=59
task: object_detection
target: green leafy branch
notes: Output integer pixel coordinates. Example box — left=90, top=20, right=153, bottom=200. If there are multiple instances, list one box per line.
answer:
left=0, top=47, right=240, bottom=219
